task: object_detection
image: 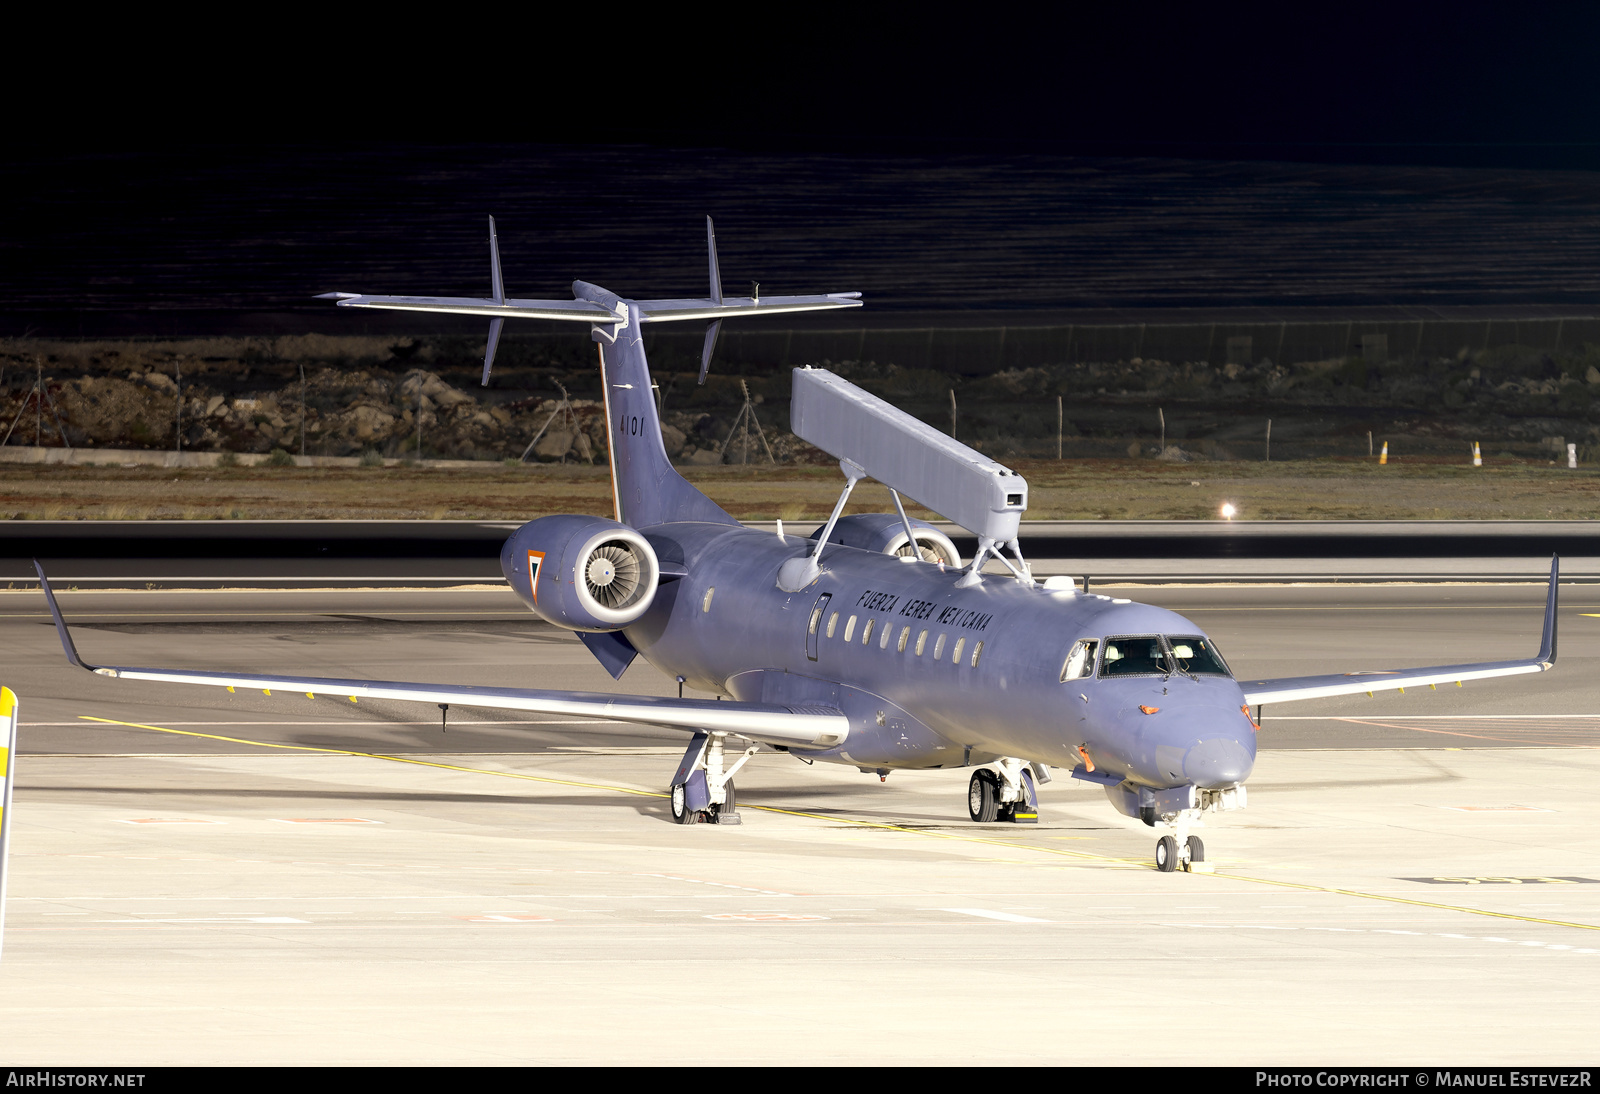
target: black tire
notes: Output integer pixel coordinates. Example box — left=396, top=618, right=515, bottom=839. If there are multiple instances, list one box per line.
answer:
left=968, top=770, right=999, bottom=822
left=1186, top=835, right=1205, bottom=864
left=1156, top=835, right=1178, bottom=872
left=670, top=782, right=695, bottom=824
left=718, top=778, right=737, bottom=815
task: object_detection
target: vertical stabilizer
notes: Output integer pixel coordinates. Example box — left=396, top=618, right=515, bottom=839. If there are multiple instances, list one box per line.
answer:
left=582, top=287, right=738, bottom=529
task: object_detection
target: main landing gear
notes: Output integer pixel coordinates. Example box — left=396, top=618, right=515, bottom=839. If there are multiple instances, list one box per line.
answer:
left=968, top=759, right=1044, bottom=824
left=669, top=731, right=757, bottom=825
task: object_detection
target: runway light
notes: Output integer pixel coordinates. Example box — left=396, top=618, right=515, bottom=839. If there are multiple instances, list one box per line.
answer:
left=1220, top=502, right=1237, bottom=521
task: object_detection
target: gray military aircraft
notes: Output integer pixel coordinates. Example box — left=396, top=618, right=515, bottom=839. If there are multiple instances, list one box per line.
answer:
left=37, top=219, right=1560, bottom=872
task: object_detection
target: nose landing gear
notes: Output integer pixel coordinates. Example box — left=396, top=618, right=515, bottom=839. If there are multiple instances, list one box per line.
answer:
left=1144, top=784, right=1244, bottom=872
left=1154, top=832, right=1207, bottom=873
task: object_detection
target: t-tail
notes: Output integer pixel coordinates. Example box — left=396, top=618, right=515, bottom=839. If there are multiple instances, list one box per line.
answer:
left=316, top=216, right=863, bottom=529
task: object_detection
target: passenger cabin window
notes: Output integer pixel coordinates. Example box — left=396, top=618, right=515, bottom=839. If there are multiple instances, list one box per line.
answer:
left=1060, top=639, right=1099, bottom=682
left=826, top=611, right=839, bottom=638
left=933, top=634, right=946, bottom=660
left=952, top=637, right=965, bottom=665
left=881, top=624, right=894, bottom=650
left=914, top=629, right=928, bottom=656
left=970, top=640, right=984, bottom=667
left=843, top=615, right=857, bottom=642
left=1167, top=636, right=1233, bottom=676
left=703, top=587, right=715, bottom=612
left=1099, top=635, right=1170, bottom=677
left=862, top=619, right=875, bottom=645
left=897, top=626, right=911, bottom=653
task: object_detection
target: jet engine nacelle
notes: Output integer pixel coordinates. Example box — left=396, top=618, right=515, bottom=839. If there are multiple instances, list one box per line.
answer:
left=809, top=513, right=961, bottom=567
left=501, top=514, right=660, bottom=631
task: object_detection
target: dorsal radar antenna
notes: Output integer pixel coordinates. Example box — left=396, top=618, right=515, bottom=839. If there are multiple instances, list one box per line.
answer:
left=785, top=367, right=1031, bottom=591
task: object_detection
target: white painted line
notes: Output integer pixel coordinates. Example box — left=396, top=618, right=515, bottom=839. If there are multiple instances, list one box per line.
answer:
left=98, top=917, right=308, bottom=924
left=942, top=908, right=1051, bottom=924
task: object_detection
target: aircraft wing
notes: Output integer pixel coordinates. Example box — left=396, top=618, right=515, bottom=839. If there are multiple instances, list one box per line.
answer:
left=315, top=293, right=622, bottom=324
left=35, top=565, right=847, bottom=751
left=1239, top=557, right=1558, bottom=705
left=636, top=293, right=863, bottom=323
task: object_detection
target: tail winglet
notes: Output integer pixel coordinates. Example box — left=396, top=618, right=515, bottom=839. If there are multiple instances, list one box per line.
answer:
left=700, top=216, right=723, bottom=383
left=482, top=216, right=506, bottom=386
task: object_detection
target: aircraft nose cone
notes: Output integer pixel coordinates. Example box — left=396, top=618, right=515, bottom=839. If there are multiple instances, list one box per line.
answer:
left=1184, top=732, right=1255, bottom=788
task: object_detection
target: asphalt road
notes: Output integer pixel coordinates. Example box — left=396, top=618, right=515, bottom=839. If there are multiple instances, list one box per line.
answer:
left=1, top=519, right=1596, bottom=586
left=4, top=580, right=1599, bottom=1064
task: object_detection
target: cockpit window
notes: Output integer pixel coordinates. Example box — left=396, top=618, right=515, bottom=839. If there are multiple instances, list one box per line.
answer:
left=1099, top=635, right=1170, bottom=677
left=1167, top=635, right=1232, bottom=676
left=1059, top=638, right=1099, bottom=682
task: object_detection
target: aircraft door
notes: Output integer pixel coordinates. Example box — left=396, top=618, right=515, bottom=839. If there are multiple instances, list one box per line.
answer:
left=806, top=592, right=832, bottom=661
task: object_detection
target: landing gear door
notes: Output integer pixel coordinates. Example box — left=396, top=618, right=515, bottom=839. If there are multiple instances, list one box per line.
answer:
left=806, top=592, right=832, bottom=662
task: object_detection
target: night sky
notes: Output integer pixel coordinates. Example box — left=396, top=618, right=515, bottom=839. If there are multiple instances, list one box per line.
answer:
left=7, top=9, right=1599, bottom=335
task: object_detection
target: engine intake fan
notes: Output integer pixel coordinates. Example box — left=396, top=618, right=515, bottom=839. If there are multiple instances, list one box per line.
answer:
left=579, top=540, right=650, bottom=614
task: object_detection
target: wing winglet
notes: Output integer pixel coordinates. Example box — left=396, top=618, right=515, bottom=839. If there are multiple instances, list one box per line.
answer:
left=1539, top=554, right=1559, bottom=664
left=34, top=561, right=92, bottom=671
left=1240, top=556, right=1561, bottom=706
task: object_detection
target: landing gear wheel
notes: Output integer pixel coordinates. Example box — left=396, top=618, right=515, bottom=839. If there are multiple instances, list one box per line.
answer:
left=670, top=782, right=696, bottom=825
left=1185, top=836, right=1205, bottom=865
left=1155, top=835, right=1178, bottom=872
left=968, top=770, right=999, bottom=822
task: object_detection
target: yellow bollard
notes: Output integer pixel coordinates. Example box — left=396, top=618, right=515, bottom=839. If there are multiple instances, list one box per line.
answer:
left=0, top=686, right=16, bottom=961
left=1379, top=442, right=1388, bottom=465
left=1473, top=441, right=1482, bottom=467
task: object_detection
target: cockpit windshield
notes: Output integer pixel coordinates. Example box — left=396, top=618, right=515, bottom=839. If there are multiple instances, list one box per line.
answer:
left=1166, top=635, right=1232, bottom=676
left=1098, top=635, right=1234, bottom=678
left=1099, top=635, right=1170, bottom=677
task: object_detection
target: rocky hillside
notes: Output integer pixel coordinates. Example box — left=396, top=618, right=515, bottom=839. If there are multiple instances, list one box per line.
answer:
left=5, top=333, right=1600, bottom=464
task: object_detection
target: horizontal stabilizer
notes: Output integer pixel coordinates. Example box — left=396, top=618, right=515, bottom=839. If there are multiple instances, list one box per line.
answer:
left=322, top=294, right=623, bottom=323
left=637, top=294, right=862, bottom=323
left=317, top=292, right=861, bottom=326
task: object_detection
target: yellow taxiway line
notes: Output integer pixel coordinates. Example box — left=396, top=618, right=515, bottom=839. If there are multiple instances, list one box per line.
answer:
left=75, top=714, right=1600, bottom=934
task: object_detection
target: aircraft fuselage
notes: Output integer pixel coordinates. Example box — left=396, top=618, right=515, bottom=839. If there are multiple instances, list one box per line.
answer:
left=618, top=522, right=1257, bottom=794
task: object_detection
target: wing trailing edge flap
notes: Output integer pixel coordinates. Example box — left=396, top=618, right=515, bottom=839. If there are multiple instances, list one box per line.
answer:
left=34, top=563, right=846, bottom=750
left=1240, top=556, right=1559, bottom=705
